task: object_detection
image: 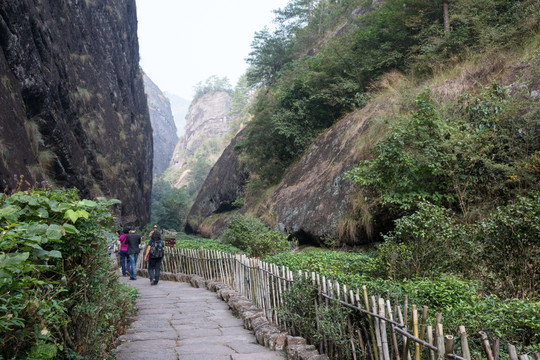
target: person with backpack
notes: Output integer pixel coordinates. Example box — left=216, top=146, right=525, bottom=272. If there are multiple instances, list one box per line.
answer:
left=126, top=227, right=141, bottom=280
left=118, top=228, right=130, bottom=276
left=144, top=230, right=164, bottom=286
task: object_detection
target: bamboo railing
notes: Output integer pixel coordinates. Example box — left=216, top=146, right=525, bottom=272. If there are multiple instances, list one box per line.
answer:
left=135, top=247, right=538, bottom=360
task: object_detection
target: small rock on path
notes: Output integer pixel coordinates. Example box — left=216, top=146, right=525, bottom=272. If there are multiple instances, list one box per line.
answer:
left=113, top=277, right=285, bottom=360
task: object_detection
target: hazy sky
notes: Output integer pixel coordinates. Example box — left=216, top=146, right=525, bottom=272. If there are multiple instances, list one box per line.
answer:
left=136, top=0, right=290, bottom=100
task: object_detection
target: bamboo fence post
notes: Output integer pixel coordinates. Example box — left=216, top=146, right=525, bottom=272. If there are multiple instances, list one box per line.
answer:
left=371, top=296, right=383, bottom=360
left=216, top=251, right=223, bottom=282
left=192, top=249, right=197, bottom=274
left=270, top=263, right=278, bottom=324
left=492, top=338, right=500, bottom=360
left=427, top=326, right=435, bottom=360
left=173, top=248, right=179, bottom=274
left=479, top=331, right=494, bottom=360
left=363, top=286, right=379, bottom=360
left=276, top=265, right=284, bottom=310
left=404, top=296, right=412, bottom=360
left=412, top=305, right=420, bottom=360
left=322, top=275, right=329, bottom=355
left=386, top=299, right=401, bottom=360
left=315, top=282, right=322, bottom=354
left=355, top=292, right=368, bottom=358
left=508, top=344, right=518, bottom=360
left=444, top=335, right=454, bottom=359
left=262, top=261, right=268, bottom=314
left=262, top=261, right=267, bottom=312
left=199, top=247, right=204, bottom=278
left=419, top=305, right=428, bottom=356
left=398, top=306, right=411, bottom=360
left=350, top=289, right=358, bottom=359
left=194, top=248, right=199, bottom=276
left=436, top=323, right=445, bottom=360
left=458, top=326, right=471, bottom=360
left=378, top=297, right=391, bottom=360
left=255, top=259, right=261, bottom=308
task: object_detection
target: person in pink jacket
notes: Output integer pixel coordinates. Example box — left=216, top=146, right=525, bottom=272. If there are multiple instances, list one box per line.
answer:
left=118, top=228, right=130, bottom=276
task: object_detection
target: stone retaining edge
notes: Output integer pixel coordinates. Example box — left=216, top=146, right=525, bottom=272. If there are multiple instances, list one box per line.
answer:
left=137, top=269, right=329, bottom=360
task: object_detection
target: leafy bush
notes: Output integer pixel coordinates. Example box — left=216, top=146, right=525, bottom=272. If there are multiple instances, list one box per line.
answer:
left=219, top=214, right=293, bottom=258
left=402, top=274, right=480, bottom=312
left=347, top=90, right=453, bottom=211
left=374, top=201, right=476, bottom=280
left=477, top=191, right=540, bottom=298
left=265, top=250, right=372, bottom=278
left=348, top=84, right=539, bottom=217
left=172, top=233, right=244, bottom=254
left=0, top=187, right=136, bottom=359
left=266, top=248, right=540, bottom=353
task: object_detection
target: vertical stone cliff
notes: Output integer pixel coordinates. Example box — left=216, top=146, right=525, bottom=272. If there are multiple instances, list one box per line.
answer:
left=143, top=73, right=178, bottom=178
left=168, top=91, right=232, bottom=189
left=0, top=0, right=152, bottom=225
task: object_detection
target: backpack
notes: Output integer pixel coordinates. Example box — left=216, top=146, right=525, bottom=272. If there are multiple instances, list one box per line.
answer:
left=149, top=239, right=164, bottom=258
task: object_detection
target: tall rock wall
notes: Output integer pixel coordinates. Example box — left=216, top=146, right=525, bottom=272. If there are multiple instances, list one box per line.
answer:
left=168, top=91, right=232, bottom=189
left=0, top=0, right=152, bottom=225
left=184, top=129, right=248, bottom=236
left=143, top=73, right=178, bottom=178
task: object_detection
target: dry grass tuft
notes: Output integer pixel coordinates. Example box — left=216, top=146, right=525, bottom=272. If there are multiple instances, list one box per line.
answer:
left=431, top=51, right=511, bottom=100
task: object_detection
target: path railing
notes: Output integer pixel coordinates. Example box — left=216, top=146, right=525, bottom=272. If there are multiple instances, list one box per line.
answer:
left=136, top=247, right=537, bottom=360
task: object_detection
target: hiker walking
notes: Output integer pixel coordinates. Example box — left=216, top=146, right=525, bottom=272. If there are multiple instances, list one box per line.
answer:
left=149, top=224, right=159, bottom=238
left=145, top=230, right=164, bottom=286
left=118, top=228, right=130, bottom=276
left=126, top=227, right=141, bottom=280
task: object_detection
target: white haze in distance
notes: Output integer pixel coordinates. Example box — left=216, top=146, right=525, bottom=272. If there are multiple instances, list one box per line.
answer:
left=136, top=0, right=290, bottom=101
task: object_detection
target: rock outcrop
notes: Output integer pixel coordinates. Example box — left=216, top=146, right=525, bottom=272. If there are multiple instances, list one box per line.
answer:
left=168, top=91, right=232, bottom=189
left=0, top=0, right=152, bottom=225
left=143, top=73, right=178, bottom=178
left=185, top=129, right=248, bottom=236
left=185, top=103, right=383, bottom=242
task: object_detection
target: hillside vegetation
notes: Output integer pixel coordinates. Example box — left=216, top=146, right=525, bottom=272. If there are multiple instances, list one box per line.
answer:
left=207, top=0, right=540, bottom=354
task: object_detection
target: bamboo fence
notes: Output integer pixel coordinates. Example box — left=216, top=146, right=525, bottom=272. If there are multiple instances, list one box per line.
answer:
left=136, top=247, right=538, bottom=360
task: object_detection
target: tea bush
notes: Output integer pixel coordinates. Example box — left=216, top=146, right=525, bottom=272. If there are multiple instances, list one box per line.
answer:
left=375, top=201, right=477, bottom=280
left=0, top=187, right=136, bottom=359
left=477, top=191, right=540, bottom=298
left=173, top=233, right=244, bottom=254
left=266, top=248, right=540, bottom=353
left=219, top=214, right=293, bottom=258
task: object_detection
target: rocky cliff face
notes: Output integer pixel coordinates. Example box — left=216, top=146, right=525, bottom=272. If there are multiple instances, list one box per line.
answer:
left=185, top=104, right=381, bottom=242
left=0, top=0, right=152, bottom=225
left=168, top=91, right=232, bottom=189
left=185, top=129, right=248, bottom=236
left=143, top=73, right=178, bottom=178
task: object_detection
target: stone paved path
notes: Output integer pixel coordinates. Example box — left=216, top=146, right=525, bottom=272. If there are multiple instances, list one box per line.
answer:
left=113, top=277, right=285, bottom=360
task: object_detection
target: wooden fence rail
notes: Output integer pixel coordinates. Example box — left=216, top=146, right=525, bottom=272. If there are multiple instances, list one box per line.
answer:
left=135, top=247, right=538, bottom=360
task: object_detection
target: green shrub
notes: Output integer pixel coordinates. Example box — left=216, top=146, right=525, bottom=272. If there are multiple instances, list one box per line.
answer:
left=453, top=296, right=540, bottom=353
left=402, top=274, right=480, bottom=312
left=374, top=202, right=476, bottom=280
left=265, top=250, right=372, bottom=279
left=219, top=214, right=292, bottom=258
left=0, top=187, right=136, bottom=359
left=173, top=233, right=244, bottom=254
left=477, top=191, right=540, bottom=298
